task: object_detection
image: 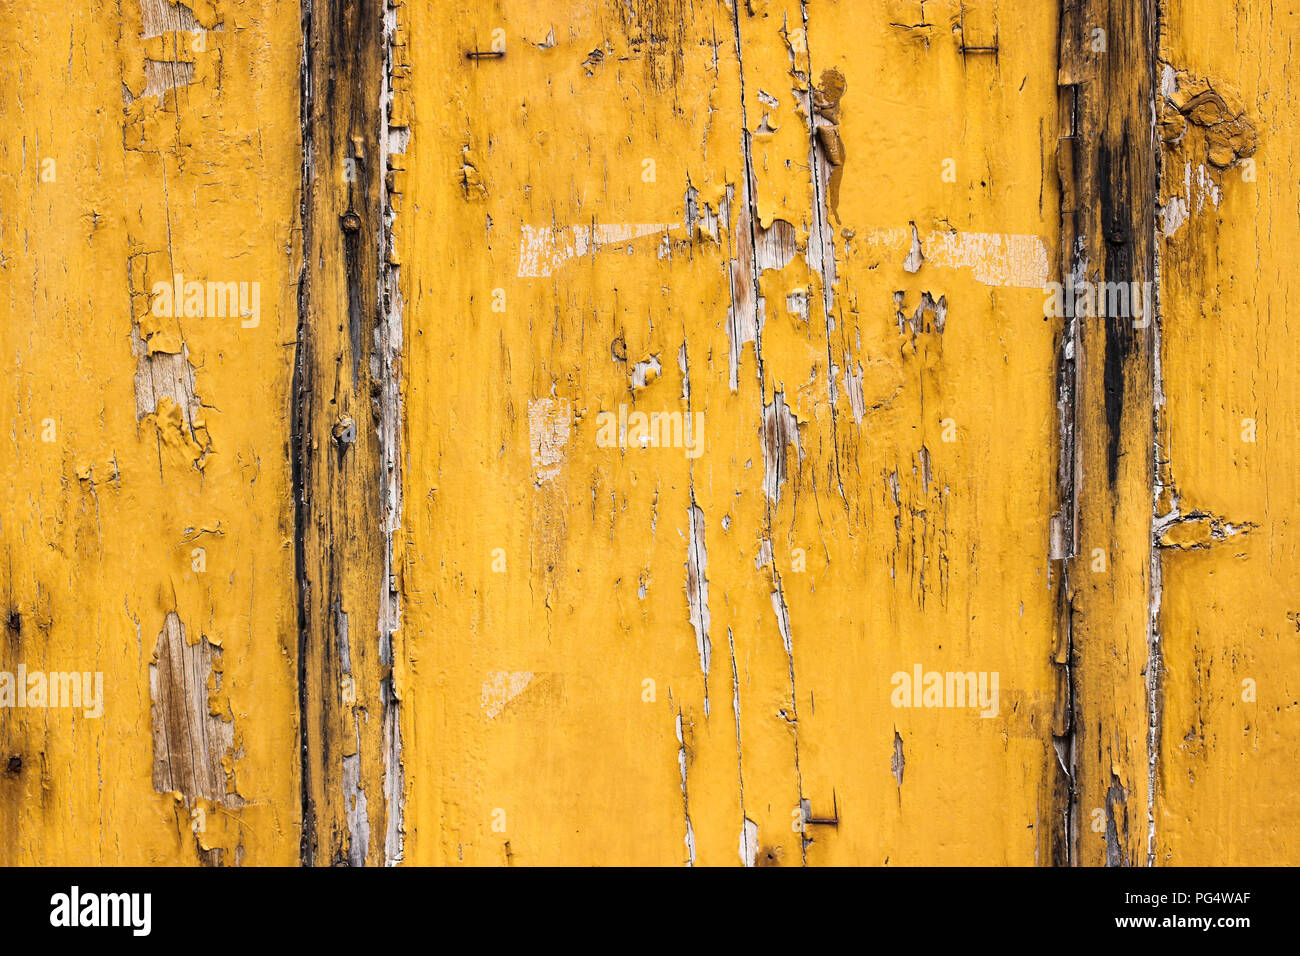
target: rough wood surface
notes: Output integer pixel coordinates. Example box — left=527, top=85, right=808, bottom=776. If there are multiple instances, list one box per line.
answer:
left=1, top=0, right=1295, bottom=866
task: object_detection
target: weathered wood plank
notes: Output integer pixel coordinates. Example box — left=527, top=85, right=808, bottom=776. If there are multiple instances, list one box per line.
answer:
left=392, top=0, right=1062, bottom=865
left=2, top=0, right=1296, bottom=868
left=295, top=0, right=404, bottom=866
left=1, top=0, right=302, bottom=865
left=1153, top=0, right=1300, bottom=865
left=1056, top=0, right=1159, bottom=867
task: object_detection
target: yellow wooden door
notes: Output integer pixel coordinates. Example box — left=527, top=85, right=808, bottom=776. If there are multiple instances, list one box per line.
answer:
left=2, top=0, right=1295, bottom=867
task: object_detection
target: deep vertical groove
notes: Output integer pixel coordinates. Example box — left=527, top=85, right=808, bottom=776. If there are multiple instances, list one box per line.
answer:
left=377, top=0, right=408, bottom=868
left=293, top=0, right=317, bottom=869
left=1145, top=0, right=1167, bottom=870
left=1052, top=13, right=1082, bottom=873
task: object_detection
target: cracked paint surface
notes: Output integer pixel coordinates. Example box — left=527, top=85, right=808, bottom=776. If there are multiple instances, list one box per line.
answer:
left=1, top=0, right=300, bottom=864
left=2, top=0, right=1297, bottom=868
left=393, top=0, right=1059, bottom=866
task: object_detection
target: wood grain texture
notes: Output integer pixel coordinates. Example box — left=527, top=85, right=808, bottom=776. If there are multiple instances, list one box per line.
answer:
left=1, top=0, right=1295, bottom=866
left=1056, top=0, right=1159, bottom=867
left=294, top=0, right=402, bottom=868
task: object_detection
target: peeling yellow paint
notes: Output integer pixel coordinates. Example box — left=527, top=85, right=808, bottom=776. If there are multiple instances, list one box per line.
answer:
left=2, top=0, right=1297, bottom=868
left=1, top=0, right=301, bottom=865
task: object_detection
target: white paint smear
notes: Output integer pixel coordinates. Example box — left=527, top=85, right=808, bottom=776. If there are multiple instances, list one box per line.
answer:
left=861, top=228, right=1050, bottom=288
left=519, top=223, right=682, bottom=277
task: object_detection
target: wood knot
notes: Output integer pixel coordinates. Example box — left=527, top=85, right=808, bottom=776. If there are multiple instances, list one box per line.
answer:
left=340, top=212, right=362, bottom=234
